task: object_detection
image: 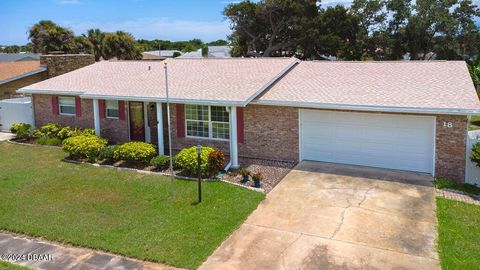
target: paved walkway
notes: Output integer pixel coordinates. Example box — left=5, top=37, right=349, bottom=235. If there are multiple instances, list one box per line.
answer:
left=0, top=232, right=183, bottom=270
left=200, top=161, right=439, bottom=270
left=436, top=188, right=480, bottom=205
left=0, top=132, right=14, bottom=141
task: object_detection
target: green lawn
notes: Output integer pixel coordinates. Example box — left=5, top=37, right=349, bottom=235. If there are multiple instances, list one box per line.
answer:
left=433, top=178, right=480, bottom=196
left=0, top=142, right=264, bottom=269
left=436, top=198, right=480, bottom=270
left=0, top=261, right=31, bottom=270
left=468, top=115, right=480, bottom=130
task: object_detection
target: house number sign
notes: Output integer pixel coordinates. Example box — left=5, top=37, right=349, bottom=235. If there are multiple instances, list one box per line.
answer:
left=443, top=121, right=453, bottom=128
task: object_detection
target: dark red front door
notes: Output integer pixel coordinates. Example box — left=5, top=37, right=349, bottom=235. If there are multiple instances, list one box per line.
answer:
left=129, top=102, right=145, bottom=142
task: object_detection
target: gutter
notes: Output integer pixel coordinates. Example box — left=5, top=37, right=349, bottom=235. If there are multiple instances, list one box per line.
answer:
left=252, top=99, right=480, bottom=116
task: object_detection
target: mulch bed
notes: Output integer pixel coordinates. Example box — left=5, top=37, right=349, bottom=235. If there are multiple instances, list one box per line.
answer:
left=223, top=158, right=297, bottom=193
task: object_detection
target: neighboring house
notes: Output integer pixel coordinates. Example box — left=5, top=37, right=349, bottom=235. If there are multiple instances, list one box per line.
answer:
left=0, top=61, right=47, bottom=99
left=142, top=50, right=183, bottom=60
left=0, top=53, right=41, bottom=62
left=18, top=58, right=480, bottom=182
left=177, top=49, right=203, bottom=58
left=207, top=46, right=232, bottom=58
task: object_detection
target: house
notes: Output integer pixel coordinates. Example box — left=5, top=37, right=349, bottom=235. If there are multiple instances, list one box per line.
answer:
left=177, top=49, right=203, bottom=58
left=0, top=61, right=47, bottom=99
left=17, top=58, right=480, bottom=182
left=0, top=53, right=41, bottom=62
left=142, top=50, right=183, bottom=60
left=207, top=46, right=232, bottom=58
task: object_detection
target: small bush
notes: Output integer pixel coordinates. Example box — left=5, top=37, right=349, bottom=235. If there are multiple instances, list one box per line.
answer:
left=36, top=137, right=62, bottom=146
left=10, top=123, right=32, bottom=139
left=174, top=146, right=215, bottom=177
left=150, top=155, right=171, bottom=170
left=57, top=126, right=83, bottom=140
left=252, top=172, right=263, bottom=181
left=238, top=167, right=250, bottom=177
left=208, top=149, right=225, bottom=175
left=35, top=123, right=60, bottom=138
left=82, top=128, right=96, bottom=136
left=471, top=142, right=480, bottom=167
left=98, top=145, right=120, bottom=161
left=114, top=142, right=156, bottom=163
left=62, top=135, right=107, bottom=161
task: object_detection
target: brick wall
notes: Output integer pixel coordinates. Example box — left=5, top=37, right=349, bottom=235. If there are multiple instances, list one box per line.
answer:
left=435, top=115, right=467, bottom=182
left=0, top=71, right=48, bottom=100
left=40, top=54, right=95, bottom=78
left=33, top=94, right=129, bottom=143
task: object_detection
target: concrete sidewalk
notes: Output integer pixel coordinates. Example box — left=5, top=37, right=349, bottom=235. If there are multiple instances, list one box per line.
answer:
left=0, top=232, right=183, bottom=270
left=0, top=132, right=14, bottom=141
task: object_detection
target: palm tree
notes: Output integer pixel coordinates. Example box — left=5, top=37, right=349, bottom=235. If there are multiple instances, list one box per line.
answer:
left=84, top=28, right=105, bottom=61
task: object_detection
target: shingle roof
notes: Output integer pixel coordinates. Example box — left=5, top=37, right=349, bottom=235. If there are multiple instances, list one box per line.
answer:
left=256, top=61, right=480, bottom=113
left=0, top=61, right=46, bottom=83
left=20, top=58, right=298, bottom=105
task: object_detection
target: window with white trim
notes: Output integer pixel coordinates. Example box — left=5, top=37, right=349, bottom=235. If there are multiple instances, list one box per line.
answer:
left=185, top=105, right=230, bottom=140
left=59, top=96, right=76, bottom=116
left=106, top=100, right=119, bottom=119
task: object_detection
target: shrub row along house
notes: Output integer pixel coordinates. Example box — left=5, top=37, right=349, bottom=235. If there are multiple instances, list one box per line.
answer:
left=18, top=57, right=480, bottom=182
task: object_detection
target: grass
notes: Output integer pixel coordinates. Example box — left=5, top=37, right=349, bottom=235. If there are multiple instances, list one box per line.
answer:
left=0, top=142, right=264, bottom=269
left=436, top=198, right=480, bottom=269
left=433, top=178, right=480, bottom=196
left=0, top=261, right=31, bottom=270
left=468, top=115, right=480, bottom=130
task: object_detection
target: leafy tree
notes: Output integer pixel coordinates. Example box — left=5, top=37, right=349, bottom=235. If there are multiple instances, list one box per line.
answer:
left=83, top=28, right=105, bottom=61
left=28, top=20, right=74, bottom=53
left=385, top=0, right=412, bottom=59
left=2, top=45, right=21, bottom=53
left=103, top=31, right=142, bottom=60
left=207, top=39, right=229, bottom=46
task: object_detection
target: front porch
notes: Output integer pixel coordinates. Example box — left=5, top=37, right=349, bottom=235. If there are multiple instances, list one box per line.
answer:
left=91, top=99, right=241, bottom=169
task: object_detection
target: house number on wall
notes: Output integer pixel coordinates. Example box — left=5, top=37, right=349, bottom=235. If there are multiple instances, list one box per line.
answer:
left=443, top=121, right=453, bottom=128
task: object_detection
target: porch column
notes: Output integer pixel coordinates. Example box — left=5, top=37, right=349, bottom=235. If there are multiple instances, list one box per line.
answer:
left=156, top=102, right=164, bottom=155
left=92, top=99, right=101, bottom=136
left=229, top=106, right=239, bottom=169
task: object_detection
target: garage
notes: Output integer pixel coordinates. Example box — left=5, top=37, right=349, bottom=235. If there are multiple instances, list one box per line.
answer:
left=299, top=110, right=435, bottom=174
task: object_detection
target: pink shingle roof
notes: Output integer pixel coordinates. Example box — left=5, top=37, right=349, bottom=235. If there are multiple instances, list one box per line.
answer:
left=20, top=58, right=298, bottom=105
left=257, top=61, right=480, bottom=113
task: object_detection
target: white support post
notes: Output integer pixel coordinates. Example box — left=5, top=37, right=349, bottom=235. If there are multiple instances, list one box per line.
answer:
left=93, top=99, right=101, bottom=136
left=144, top=102, right=151, bottom=143
left=156, top=102, right=164, bottom=155
left=230, top=106, right=239, bottom=169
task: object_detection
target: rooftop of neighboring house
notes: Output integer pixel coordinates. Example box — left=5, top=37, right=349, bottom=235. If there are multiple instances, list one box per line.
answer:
left=207, top=46, right=232, bottom=58
left=142, top=50, right=182, bottom=58
left=0, top=53, right=41, bottom=62
left=0, top=61, right=47, bottom=84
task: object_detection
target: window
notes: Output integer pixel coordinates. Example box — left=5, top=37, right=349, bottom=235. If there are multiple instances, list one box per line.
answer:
left=106, top=100, right=119, bottom=119
left=185, top=105, right=230, bottom=140
left=59, top=96, right=76, bottom=116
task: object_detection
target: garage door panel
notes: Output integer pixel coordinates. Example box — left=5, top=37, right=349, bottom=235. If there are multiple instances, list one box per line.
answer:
left=300, top=110, right=435, bottom=174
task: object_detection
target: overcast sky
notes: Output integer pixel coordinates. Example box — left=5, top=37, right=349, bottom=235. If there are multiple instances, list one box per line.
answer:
left=0, top=0, right=358, bottom=45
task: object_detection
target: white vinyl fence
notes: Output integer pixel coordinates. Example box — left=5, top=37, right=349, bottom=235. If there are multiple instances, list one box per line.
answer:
left=465, top=130, right=480, bottom=186
left=0, top=97, right=34, bottom=132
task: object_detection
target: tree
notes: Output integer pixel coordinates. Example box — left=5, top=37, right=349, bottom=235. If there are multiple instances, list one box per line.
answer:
left=83, top=29, right=105, bottom=61
left=103, top=31, right=142, bottom=60
left=385, top=0, right=411, bottom=59
left=28, top=20, right=74, bottom=53
left=207, top=40, right=229, bottom=46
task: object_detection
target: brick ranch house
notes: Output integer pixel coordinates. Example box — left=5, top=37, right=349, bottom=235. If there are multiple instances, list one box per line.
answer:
left=18, top=57, right=480, bottom=182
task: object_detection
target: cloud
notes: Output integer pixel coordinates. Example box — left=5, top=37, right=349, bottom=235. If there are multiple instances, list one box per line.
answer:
left=65, top=17, right=231, bottom=41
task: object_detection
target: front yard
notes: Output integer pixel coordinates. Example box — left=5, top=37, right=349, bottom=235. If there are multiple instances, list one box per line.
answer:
left=0, top=142, right=264, bottom=269
left=436, top=198, right=480, bottom=269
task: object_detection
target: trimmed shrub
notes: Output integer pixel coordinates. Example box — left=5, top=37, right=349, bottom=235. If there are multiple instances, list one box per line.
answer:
left=208, top=149, right=225, bottom=175
left=57, top=126, right=83, bottom=140
left=82, top=128, right=96, bottom=136
left=471, top=142, right=480, bottom=167
left=36, top=137, right=62, bottom=146
left=62, top=135, right=107, bottom=161
left=174, top=146, right=215, bottom=177
left=98, top=145, right=120, bottom=161
left=10, top=123, right=32, bottom=139
left=35, top=123, right=60, bottom=138
left=150, top=155, right=171, bottom=170
left=114, top=142, right=156, bottom=163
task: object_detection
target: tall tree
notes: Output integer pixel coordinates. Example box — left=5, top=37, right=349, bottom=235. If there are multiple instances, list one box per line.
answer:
left=28, top=20, right=74, bottom=54
left=103, top=31, right=142, bottom=60
left=386, top=0, right=411, bottom=59
left=84, top=29, right=105, bottom=61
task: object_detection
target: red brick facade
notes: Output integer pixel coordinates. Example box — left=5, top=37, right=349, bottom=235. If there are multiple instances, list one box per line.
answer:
left=33, top=94, right=468, bottom=181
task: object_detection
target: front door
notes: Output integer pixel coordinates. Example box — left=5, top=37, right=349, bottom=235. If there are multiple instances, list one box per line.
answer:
left=129, top=102, right=146, bottom=142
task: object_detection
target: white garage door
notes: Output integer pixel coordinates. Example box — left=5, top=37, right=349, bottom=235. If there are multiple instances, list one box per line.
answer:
left=300, top=110, right=435, bottom=174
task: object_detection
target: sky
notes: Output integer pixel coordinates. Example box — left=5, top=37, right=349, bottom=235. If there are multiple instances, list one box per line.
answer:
left=0, top=0, right=353, bottom=46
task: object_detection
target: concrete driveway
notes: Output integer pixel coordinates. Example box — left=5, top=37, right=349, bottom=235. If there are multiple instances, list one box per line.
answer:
left=0, top=132, right=14, bottom=141
left=200, top=161, right=439, bottom=270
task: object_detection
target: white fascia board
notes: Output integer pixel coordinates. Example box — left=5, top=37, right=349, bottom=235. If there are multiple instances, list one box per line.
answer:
left=252, top=99, right=480, bottom=115
left=80, top=94, right=246, bottom=106
left=242, top=57, right=300, bottom=106
left=17, top=88, right=84, bottom=96
left=0, top=68, right=47, bottom=85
